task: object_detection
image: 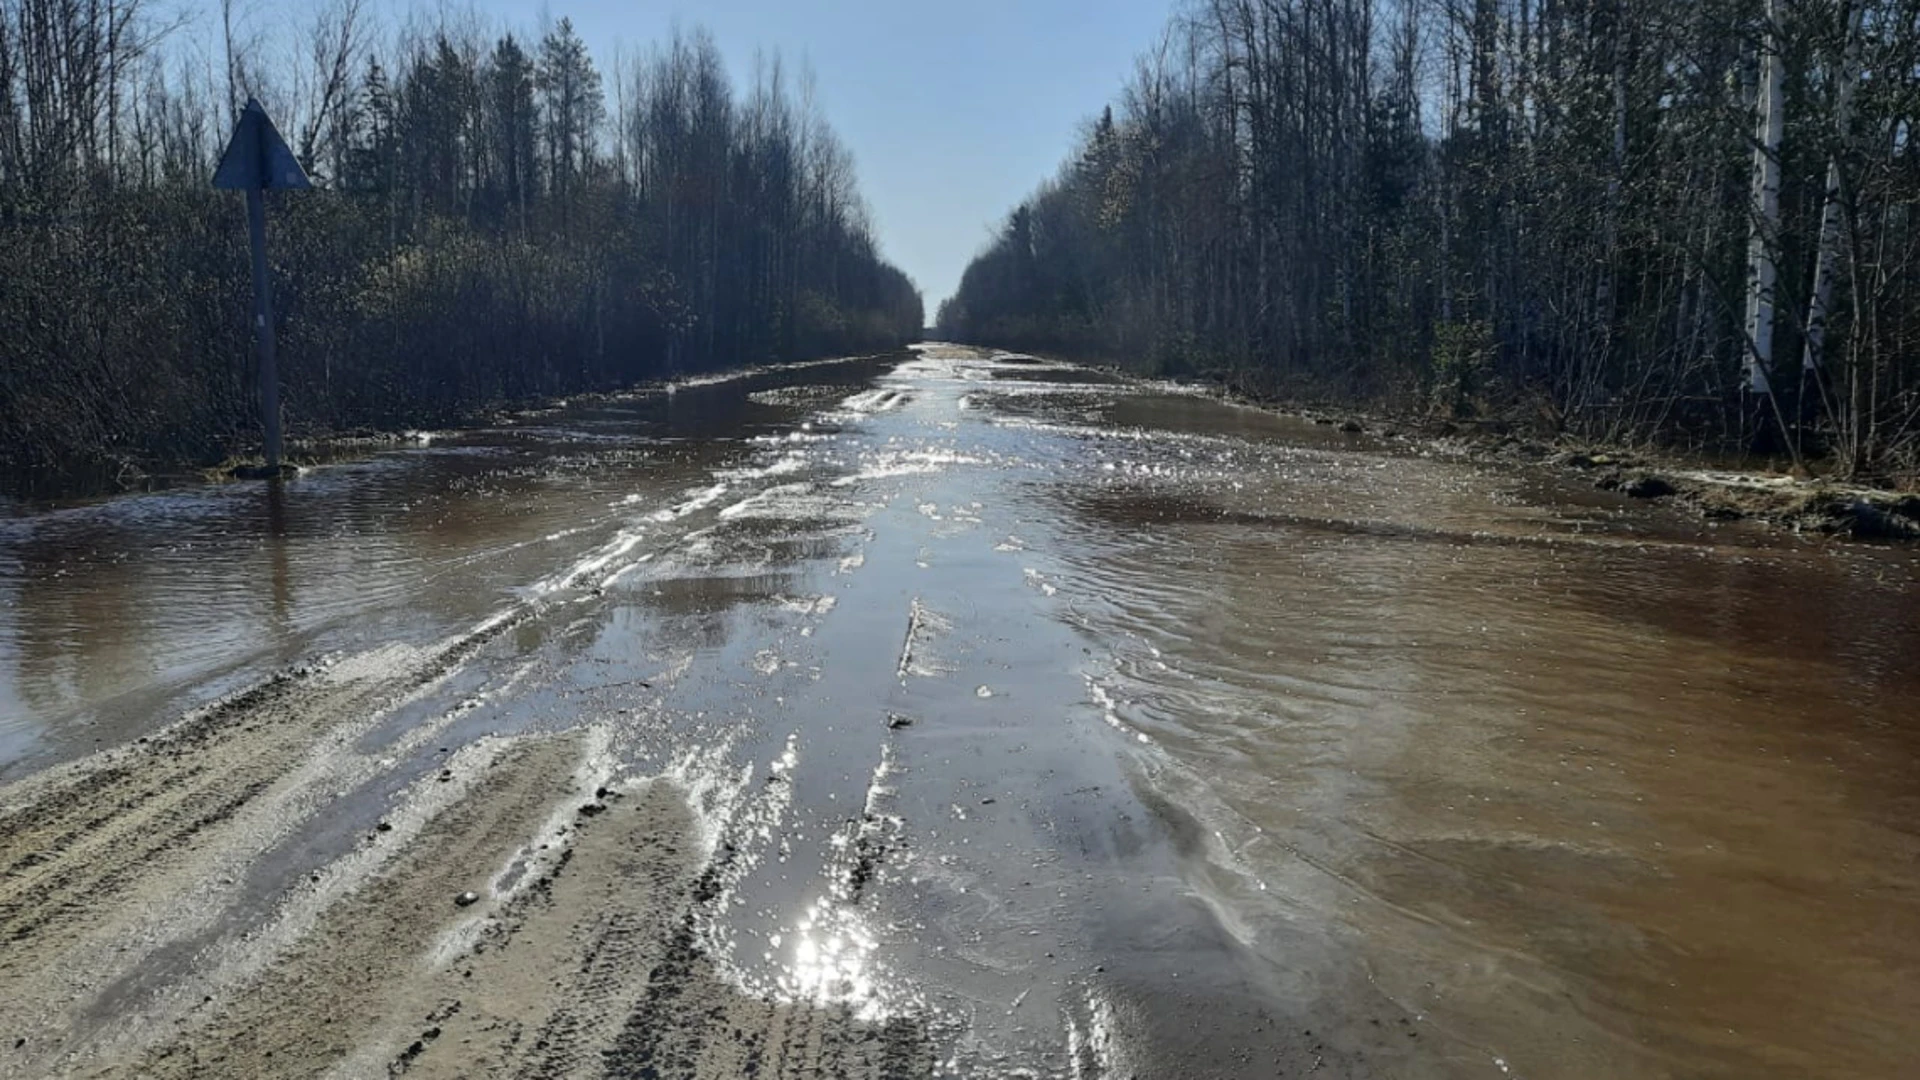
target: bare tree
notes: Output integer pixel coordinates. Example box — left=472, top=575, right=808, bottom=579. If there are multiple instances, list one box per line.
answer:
left=942, top=0, right=1920, bottom=477
left=291, top=0, right=367, bottom=184
left=0, top=3, right=921, bottom=492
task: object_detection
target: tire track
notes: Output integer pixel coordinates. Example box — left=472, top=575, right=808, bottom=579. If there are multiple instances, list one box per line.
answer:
left=43, top=734, right=941, bottom=1079
left=0, top=613, right=527, bottom=1071
left=77, top=732, right=595, bottom=1079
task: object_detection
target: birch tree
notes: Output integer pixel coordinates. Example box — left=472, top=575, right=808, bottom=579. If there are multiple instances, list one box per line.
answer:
left=943, top=0, right=1920, bottom=477
left=1802, top=0, right=1862, bottom=378
left=1744, top=0, right=1787, bottom=396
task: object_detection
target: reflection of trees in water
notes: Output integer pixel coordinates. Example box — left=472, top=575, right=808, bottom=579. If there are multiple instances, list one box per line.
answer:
left=630, top=571, right=799, bottom=651
left=1555, top=545, right=1920, bottom=704
left=3, top=502, right=267, bottom=719
left=661, top=357, right=895, bottom=440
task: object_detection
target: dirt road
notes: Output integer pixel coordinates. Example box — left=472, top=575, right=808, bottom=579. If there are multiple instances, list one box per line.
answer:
left=3, top=347, right=1917, bottom=1078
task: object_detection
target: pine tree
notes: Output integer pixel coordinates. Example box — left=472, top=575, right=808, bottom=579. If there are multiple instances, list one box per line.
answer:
left=487, top=34, right=539, bottom=229
left=537, top=17, right=603, bottom=205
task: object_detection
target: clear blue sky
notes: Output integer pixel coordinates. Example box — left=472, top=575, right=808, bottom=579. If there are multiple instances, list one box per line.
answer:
left=473, top=0, right=1174, bottom=315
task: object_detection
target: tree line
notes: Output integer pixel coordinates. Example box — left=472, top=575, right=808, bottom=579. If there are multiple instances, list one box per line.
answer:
left=940, top=0, right=1920, bottom=478
left=0, top=0, right=922, bottom=493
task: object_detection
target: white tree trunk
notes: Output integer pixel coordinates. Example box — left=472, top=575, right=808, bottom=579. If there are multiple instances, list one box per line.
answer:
left=1803, top=0, right=1862, bottom=374
left=1598, top=1, right=1626, bottom=323
left=1743, top=0, right=1785, bottom=394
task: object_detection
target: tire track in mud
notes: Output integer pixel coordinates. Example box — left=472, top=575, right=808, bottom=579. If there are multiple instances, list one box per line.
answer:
left=0, top=668, right=314, bottom=901
left=35, top=732, right=933, bottom=1079
left=0, top=613, right=526, bottom=1070
left=78, top=733, right=598, bottom=1079
left=589, top=752, right=930, bottom=1080
left=5, top=707, right=936, bottom=1076
left=504, top=794, right=708, bottom=1080
left=600, top=902, right=931, bottom=1080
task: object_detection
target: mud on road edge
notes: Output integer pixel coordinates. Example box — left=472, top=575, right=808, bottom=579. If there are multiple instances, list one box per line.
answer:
left=0, top=609, right=532, bottom=1075
left=999, top=350, right=1920, bottom=545
left=68, top=735, right=933, bottom=1080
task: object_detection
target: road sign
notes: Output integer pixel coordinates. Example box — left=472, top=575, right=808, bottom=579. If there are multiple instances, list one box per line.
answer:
left=214, top=98, right=309, bottom=475
left=214, top=98, right=310, bottom=191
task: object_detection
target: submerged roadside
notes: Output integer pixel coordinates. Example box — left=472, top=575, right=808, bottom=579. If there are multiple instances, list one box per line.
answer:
left=973, top=347, right=1920, bottom=543
left=0, top=352, right=913, bottom=503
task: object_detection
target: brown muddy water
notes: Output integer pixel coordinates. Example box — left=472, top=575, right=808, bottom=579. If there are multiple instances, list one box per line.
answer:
left=0, top=345, right=1916, bottom=1079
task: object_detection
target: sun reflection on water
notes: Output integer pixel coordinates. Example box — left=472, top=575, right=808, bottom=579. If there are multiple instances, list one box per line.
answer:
left=782, top=894, right=886, bottom=1019
left=773, top=743, right=909, bottom=1023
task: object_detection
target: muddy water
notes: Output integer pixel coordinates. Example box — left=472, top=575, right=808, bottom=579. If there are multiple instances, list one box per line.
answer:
left=1, top=346, right=1917, bottom=1079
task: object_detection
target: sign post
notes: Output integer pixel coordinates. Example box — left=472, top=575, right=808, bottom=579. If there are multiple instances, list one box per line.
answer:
left=213, top=98, right=310, bottom=474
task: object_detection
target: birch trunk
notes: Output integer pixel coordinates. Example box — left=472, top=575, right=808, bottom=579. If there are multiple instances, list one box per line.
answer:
left=1743, top=0, right=1785, bottom=394
left=1802, top=0, right=1862, bottom=375
left=1598, top=0, right=1626, bottom=333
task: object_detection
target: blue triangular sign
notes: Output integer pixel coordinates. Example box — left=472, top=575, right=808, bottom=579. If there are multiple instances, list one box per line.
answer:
left=212, top=98, right=311, bottom=191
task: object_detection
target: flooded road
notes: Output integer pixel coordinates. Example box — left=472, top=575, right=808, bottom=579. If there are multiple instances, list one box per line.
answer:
left=2, top=345, right=1917, bottom=1079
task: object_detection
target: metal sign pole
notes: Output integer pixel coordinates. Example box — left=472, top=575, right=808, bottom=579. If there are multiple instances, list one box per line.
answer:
left=214, top=97, right=310, bottom=478
left=246, top=187, right=283, bottom=470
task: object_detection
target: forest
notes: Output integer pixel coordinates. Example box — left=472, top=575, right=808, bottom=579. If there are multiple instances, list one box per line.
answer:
left=940, top=0, right=1920, bottom=479
left=0, top=0, right=923, bottom=493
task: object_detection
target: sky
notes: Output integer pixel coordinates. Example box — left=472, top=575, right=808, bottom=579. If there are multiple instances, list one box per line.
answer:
left=471, top=0, right=1176, bottom=316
